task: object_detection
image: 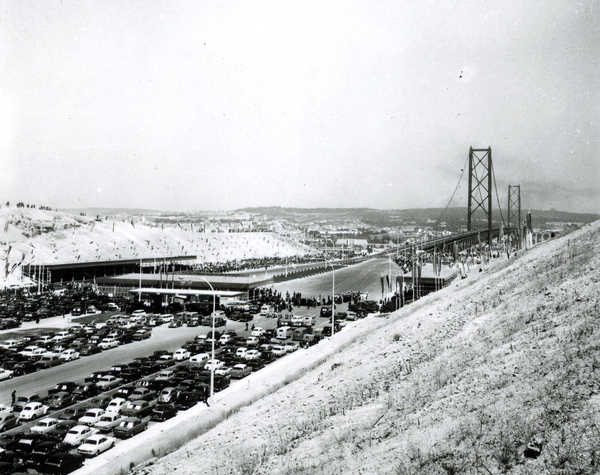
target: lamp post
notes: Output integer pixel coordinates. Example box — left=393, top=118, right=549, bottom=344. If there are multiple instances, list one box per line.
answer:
left=199, top=276, right=216, bottom=398
left=323, top=259, right=335, bottom=337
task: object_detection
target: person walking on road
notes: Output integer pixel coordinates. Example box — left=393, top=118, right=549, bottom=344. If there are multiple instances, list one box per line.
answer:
left=11, top=390, right=16, bottom=406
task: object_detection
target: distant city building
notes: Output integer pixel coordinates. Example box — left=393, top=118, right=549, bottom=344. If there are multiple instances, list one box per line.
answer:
left=335, top=238, right=368, bottom=248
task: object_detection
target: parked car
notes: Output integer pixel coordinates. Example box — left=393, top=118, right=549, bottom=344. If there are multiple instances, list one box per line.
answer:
left=96, top=375, right=123, bottom=391
left=47, top=392, right=74, bottom=410
left=172, top=348, right=190, bottom=361
left=59, top=349, right=80, bottom=361
left=150, top=404, right=177, bottom=422
left=189, top=353, right=210, bottom=365
left=105, top=397, right=127, bottom=415
left=132, top=329, right=151, bottom=341
left=98, top=338, right=118, bottom=350
left=0, top=412, right=18, bottom=432
left=30, top=417, right=60, bottom=434
left=158, top=387, right=177, bottom=404
left=78, top=408, right=105, bottom=426
left=94, top=413, right=123, bottom=433
left=121, top=400, right=155, bottom=418
left=77, top=434, right=115, bottom=457
left=18, top=402, right=49, bottom=421
left=0, top=369, right=13, bottom=381
left=230, top=363, right=251, bottom=379
left=204, top=359, right=225, bottom=371
left=72, top=383, right=99, bottom=401
left=63, top=425, right=97, bottom=446
left=129, top=387, right=156, bottom=402
left=40, top=452, right=85, bottom=474
left=113, top=417, right=148, bottom=439
left=271, top=344, right=287, bottom=356
left=244, top=349, right=261, bottom=360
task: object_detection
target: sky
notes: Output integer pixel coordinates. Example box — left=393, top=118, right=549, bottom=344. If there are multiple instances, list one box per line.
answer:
left=1, top=0, right=598, bottom=213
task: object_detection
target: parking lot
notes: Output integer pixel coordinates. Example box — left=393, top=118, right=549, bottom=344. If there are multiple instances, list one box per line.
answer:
left=0, top=298, right=383, bottom=474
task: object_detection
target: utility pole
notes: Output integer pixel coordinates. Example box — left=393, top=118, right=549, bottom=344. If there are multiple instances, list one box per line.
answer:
left=467, top=146, right=493, bottom=247
left=508, top=185, right=521, bottom=249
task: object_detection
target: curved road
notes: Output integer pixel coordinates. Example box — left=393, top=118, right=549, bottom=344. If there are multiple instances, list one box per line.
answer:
left=273, top=257, right=403, bottom=300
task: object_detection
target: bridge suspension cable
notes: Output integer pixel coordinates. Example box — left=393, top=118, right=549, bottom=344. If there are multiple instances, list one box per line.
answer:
left=436, top=153, right=470, bottom=227
left=491, top=160, right=506, bottom=228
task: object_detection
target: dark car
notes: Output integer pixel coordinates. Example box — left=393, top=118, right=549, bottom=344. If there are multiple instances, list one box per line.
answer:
left=79, top=344, right=101, bottom=356
left=62, top=407, right=89, bottom=421
left=49, top=382, right=77, bottom=396
left=12, top=361, right=36, bottom=376
left=150, top=404, right=177, bottom=422
left=0, top=412, right=18, bottom=432
left=128, top=387, right=156, bottom=402
left=40, top=452, right=84, bottom=474
left=47, top=391, right=73, bottom=410
left=113, top=417, right=148, bottom=439
left=26, top=441, right=72, bottom=468
left=173, top=391, right=203, bottom=411
left=121, top=400, right=155, bottom=418
left=46, top=420, right=77, bottom=439
left=72, top=383, right=100, bottom=401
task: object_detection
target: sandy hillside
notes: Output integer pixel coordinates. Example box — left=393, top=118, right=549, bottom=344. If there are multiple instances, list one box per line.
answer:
left=0, top=207, right=312, bottom=285
left=135, top=221, right=600, bottom=475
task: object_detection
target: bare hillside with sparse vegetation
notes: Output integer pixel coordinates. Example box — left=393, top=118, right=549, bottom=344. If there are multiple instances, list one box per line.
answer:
left=135, top=221, right=600, bottom=475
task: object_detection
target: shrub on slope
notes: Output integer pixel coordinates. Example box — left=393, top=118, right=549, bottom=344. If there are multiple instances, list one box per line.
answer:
left=137, top=222, right=600, bottom=475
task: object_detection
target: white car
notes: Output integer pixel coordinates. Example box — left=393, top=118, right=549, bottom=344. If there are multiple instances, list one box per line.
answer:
left=98, top=338, right=118, bottom=350
left=131, top=309, right=147, bottom=316
left=0, top=368, right=14, bottom=381
left=18, top=402, right=49, bottom=421
left=96, top=375, right=123, bottom=390
left=159, top=313, right=173, bottom=323
left=245, top=336, right=260, bottom=346
left=78, top=408, right=105, bottom=426
left=19, top=345, right=43, bottom=358
left=284, top=342, right=299, bottom=353
left=173, top=348, right=191, bottom=361
left=189, top=353, right=210, bottom=365
left=30, top=417, right=60, bottom=434
left=59, top=349, right=80, bottom=361
left=271, top=344, right=287, bottom=356
left=250, top=327, right=265, bottom=337
left=64, top=424, right=98, bottom=446
left=204, top=359, right=224, bottom=371
left=94, top=413, right=123, bottom=432
left=105, top=397, right=127, bottom=414
left=0, top=339, right=19, bottom=350
left=235, top=347, right=248, bottom=358
left=0, top=404, right=11, bottom=413
left=78, top=434, right=115, bottom=457
left=244, top=349, right=262, bottom=360
left=215, top=367, right=232, bottom=376
left=52, top=331, right=71, bottom=342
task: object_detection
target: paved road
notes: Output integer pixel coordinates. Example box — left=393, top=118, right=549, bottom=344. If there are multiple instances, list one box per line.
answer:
left=273, top=257, right=403, bottom=301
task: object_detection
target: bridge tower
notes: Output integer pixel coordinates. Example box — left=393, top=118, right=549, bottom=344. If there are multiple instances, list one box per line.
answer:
left=507, top=185, right=521, bottom=249
left=467, top=146, right=492, bottom=246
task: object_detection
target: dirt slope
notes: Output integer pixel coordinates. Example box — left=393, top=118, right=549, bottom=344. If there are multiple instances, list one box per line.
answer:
left=136, top=222, right=600, bottom=475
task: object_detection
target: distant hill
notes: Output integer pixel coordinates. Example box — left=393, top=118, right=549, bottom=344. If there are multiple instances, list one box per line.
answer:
left=237, top=206, right=599, bottom=228
left=62, top=207, right=181, bottom=217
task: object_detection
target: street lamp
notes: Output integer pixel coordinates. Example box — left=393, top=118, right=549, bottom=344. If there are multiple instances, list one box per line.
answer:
left=324, top=260, right=335, bottom=337
left=198, top=276, right=216, bottom=399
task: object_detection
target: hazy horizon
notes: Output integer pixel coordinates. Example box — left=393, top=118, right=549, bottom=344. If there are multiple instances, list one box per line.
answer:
left=2, top=1, right=598, bottom=213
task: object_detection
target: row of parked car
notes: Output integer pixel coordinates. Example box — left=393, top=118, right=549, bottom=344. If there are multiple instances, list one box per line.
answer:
left=0, top=314, right=157, bottom=380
